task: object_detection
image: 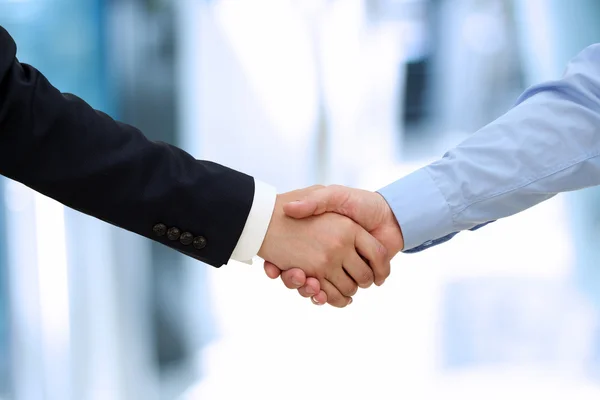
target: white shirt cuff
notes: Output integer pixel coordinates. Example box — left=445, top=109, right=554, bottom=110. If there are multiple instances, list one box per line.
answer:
left=229, top=179, right=277, bottom=264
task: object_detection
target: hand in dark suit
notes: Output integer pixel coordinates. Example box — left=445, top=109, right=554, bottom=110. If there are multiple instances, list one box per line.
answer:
left=0, top=25, right=390, bottom=306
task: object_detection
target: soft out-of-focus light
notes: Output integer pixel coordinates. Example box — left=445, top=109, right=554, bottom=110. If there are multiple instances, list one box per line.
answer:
left=4, top=181, right=34, bottom=213
left=214, top=0, right=319, bottom=141
left=34, top=193, right=71, bottom=398
left=462, top=11, right=506, bottom=55
left=35, top=194, right=70, bottom=347
left=293, top=0, right=327, bottom=16
left=513, top=0, right=557, bottom=82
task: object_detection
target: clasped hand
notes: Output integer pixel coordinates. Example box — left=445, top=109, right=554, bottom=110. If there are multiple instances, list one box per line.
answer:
left=257, top=185, right=404, bottom=308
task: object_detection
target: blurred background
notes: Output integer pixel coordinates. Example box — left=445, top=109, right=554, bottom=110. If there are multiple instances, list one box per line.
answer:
left=1, top=0, right=600, bottom=399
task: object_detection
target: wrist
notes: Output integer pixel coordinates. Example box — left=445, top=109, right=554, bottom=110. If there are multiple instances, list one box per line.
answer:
left=257, top=194, right=282, bottom=261
left=376, top=192, right=405, bottom=254
left=393, top=218, right=405, bottom=253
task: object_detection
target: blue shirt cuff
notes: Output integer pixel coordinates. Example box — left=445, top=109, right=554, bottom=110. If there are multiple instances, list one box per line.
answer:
left=377, top=167, right=455, bottom=251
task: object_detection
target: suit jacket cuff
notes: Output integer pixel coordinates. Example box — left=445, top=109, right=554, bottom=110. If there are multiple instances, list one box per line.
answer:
left=229, top=179, right=276, bottom=264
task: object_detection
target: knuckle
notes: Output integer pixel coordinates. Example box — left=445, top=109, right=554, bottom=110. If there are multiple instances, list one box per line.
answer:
left=312, top=253, right=331, bottom=271
left=326, top=185, right=350, bottom=209
left=308, top=184, right=326, bottom=191
left=318, top=252, right=335, bottom=268
left=344, top=284, right=358, bottom=297
left=324, top=236, right=346, bottom=254
left=358, top=270, right=374, bottom=288
left=332, top=237, right=347, bottom=251
left=328, top=184, right=343, bottom=192
left=372, top=262, right=388, bottom=277
left=378, top=244, right=389, bottom=261
left=327, top=292, right=342, bottom=305
left=374, top=247, right=390, bottom=275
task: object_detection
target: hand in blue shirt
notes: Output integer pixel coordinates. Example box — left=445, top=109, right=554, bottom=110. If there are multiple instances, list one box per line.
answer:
left=267, top=42, right=600, bottom=306
left=380, top=42, right=600, bottom=252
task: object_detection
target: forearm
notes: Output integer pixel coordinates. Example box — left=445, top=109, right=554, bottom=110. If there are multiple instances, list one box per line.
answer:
left=380, top=43, right=600, bottom=251
left=0, top=26, right=254, bottom=267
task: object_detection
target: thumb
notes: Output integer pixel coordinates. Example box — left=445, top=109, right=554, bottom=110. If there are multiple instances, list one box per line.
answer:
left=283, top=186, right=346, bottom=219
left=282, top=197, right=320, bottom=218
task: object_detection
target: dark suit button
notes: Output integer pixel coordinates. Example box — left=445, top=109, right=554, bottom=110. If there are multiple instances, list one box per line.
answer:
left=153, top=223, right=167, bottom=236
left=180, top=232, right=194, bottom=245
left=167, top=227, right=181, bottom=241
left=193, top=236, right=207, bottom=249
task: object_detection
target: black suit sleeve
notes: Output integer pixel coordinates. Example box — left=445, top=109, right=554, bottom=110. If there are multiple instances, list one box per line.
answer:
left=0, top=26, right=254, bottom=267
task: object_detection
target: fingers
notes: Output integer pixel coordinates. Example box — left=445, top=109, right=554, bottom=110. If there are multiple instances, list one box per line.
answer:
left=342, top=251, right=375, bottom=289
left=297, top=277, right=320, bottom=297
left=320, top=279, right=352, bottom=308
left=326, top=267, right=359, bottom=297
left=279, top=268, right=307, bottom=289
left=268, top=265, right=321, bottom=297
left=311, top=290, right=327, bottom=305
left=354, top=229, right=390, bottom=286
left=279, top=272, right=326, bottom=304
left=264, top=262, right=330, bottom=306
left=283, top=186, right=348, bottom=219
left=264, top=261, right=282, bottom=279
left=264, top=263, right=342, bottom=307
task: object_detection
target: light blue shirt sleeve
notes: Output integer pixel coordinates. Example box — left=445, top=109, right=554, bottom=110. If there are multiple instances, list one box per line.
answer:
left=378, top=43, right=600, bottom=252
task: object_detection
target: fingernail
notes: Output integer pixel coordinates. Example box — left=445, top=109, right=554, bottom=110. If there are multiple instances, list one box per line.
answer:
left=292, top=278, right=302, bottom=287
left=376, top=279, right=385, bottom=286
left=347, top=297, right=353, bottom=305
left=305, top=286, right=316, bottom=295
left=311, top=297, right=323, bottom=306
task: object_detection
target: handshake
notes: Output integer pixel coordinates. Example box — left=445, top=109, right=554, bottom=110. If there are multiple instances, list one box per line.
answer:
left=257, top=185, right=405, bottom=308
